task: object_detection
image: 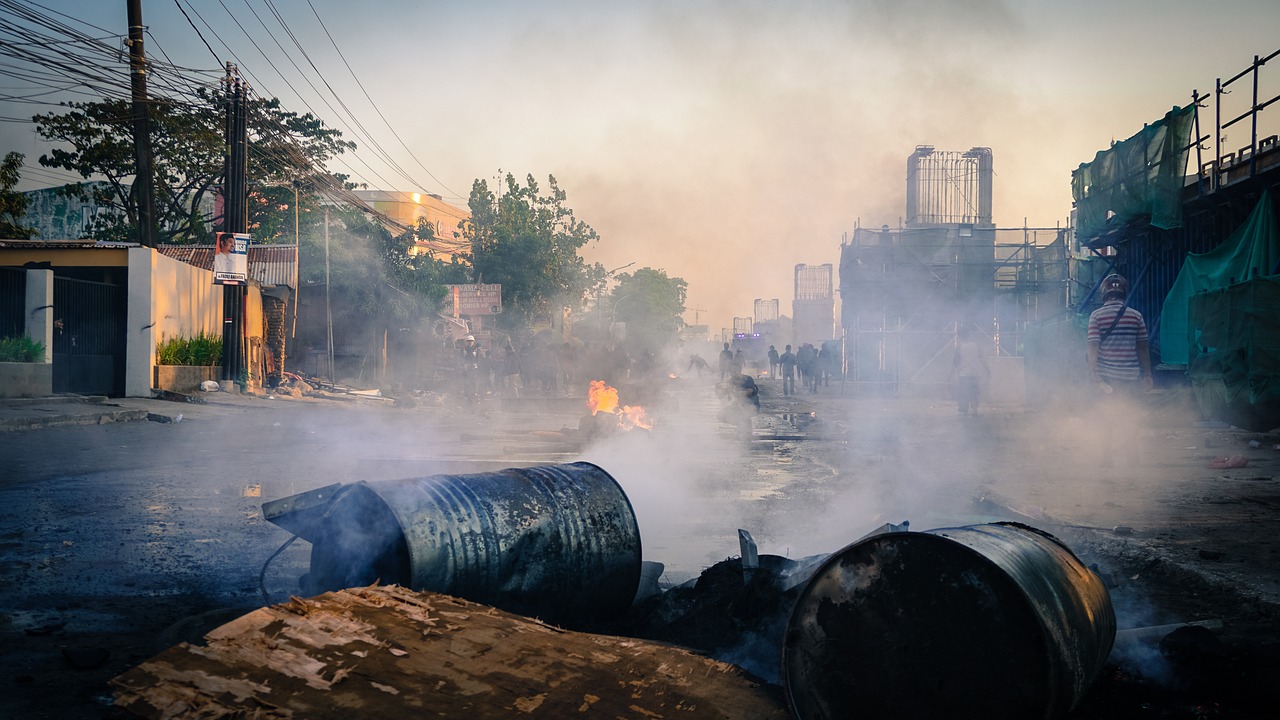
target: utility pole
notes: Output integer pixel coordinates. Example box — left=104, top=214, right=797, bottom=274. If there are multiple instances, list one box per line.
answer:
left=220, top=63, right=248, bottom=385
left=127, top=0, right=157, bottom=247
left=325, top=205, right=333, bottom=383
left=287, top=178, right=300, bottom=375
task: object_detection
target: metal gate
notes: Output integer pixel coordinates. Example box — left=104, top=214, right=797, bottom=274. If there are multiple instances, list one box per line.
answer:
left=53, top=276, right=125, bottom=396
left=0, top=267, right=24, bottom=339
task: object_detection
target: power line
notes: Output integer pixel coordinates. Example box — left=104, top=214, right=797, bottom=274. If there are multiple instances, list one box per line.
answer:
left=171, top=0, right=221, bottom=67
left=0, top=0, right=465, bottom=242
left=302, top=0, right=464, bottom=202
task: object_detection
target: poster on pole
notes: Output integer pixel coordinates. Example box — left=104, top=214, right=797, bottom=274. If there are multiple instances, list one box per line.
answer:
left=213, top=232, right=250, bottom=285
left=446, top=283, right=502, bottom=316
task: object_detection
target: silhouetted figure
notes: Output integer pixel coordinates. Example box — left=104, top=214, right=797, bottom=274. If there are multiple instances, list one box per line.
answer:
left=779, top=344, right=797, bottom=396
left=951, top=325, right=990, bottom=415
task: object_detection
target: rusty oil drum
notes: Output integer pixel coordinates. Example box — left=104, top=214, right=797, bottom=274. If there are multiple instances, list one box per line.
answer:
left=265, top=462, right=641, bottom=629
left=781, top=522, right=1115, bottom=720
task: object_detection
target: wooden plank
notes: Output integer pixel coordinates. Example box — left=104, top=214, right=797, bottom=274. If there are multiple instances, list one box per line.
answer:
left=111, top=585, right=788, bottom=719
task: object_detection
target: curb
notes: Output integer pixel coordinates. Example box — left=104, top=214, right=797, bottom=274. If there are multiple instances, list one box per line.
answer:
left=0, top=408, right=150, bottom=432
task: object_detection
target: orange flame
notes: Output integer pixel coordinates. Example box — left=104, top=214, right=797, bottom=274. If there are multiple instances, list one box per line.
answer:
left=587, top=380, right=619, bottom=415
left=618, top=405, right=654, bottom=430
left=586, top=380, right=654, bottom=431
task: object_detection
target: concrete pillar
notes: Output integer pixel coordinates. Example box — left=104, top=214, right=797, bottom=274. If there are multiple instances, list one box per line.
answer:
left=126, top=247, right=154, bottom=397
left=24, top=268, right=53, bottom=363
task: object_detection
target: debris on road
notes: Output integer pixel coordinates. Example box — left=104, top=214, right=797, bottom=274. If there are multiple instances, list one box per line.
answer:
left=111, top=585, right=789, bottom=720
left=1208, top=455, right=1249, bottom=469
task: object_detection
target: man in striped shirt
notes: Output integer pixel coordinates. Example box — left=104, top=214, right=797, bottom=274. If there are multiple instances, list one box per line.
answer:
left=1086, top=274, right=1153, bottom=392
left=1086, top=274, right=1153, bottom=466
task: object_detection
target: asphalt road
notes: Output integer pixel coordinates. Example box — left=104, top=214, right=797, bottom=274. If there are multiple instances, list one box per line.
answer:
left=1, top=377, right=1278, bottom=718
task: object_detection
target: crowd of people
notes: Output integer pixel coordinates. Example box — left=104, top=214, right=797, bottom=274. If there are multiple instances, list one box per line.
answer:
left=449, top=332, right=666, bottom=402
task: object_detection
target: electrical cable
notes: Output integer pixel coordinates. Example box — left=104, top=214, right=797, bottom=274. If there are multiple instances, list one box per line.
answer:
left=302, top=0, right=464, bottom=202
left=2, top=0, right=463, bottom=241
left=256, top=483, right=351, bottom=606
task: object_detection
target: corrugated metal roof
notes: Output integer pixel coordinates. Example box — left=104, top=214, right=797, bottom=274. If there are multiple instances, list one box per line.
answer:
left=157, top=244, right=297, bottom=288
left=0, top=239, right=136, bottom=249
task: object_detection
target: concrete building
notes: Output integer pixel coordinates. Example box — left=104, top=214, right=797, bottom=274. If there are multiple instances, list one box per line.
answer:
left=0, top=240, right=223, bottom=398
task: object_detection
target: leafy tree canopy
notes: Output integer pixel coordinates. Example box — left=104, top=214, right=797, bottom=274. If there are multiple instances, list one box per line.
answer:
left=0, top=152, right=37, bottom=240
left=607, top=266, right=688, bottom=353
left=33, top=91, right=353, bottom=245
left=462, top=173, right=604, bottom=328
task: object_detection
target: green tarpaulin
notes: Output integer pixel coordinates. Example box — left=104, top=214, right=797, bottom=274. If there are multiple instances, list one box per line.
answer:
left=1160, top=192, right=1279, bottom=365
left=1071, top=105, right=1196, bottom=240
left=1187, top=275, right=1280, bottom=431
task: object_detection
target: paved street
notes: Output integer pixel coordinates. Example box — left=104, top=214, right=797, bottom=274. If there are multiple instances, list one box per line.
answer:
left=1, top=377, right=1278, bottom=718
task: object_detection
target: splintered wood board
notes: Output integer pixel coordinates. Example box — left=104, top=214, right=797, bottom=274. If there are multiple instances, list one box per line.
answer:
left=111, top=585, right=787, bottom=719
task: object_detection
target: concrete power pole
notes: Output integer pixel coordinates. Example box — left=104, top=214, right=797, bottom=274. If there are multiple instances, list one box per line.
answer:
left=220, top=64, right=249, bottom=384
left=126, top=0, right=157, bottom=247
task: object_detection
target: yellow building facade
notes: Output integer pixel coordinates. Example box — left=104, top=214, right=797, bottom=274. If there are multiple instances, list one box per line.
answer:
left=353, top=190, right=470, bottom=261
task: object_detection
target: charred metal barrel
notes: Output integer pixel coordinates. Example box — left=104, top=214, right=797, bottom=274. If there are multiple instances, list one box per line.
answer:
left=782, top=522, right=1115, bottom=720
left=262, top=462, right=641, bottom=629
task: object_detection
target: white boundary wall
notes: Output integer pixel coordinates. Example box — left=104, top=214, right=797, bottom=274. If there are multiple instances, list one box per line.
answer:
left=126, top=248, right=222, bottom=397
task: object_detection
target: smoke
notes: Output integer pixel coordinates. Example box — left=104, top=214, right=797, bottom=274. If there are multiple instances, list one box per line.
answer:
left=506, top=1, right=1058, bottom=329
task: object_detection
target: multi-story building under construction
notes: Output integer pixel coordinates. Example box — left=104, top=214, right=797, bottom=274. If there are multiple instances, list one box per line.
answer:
left=793, top=264, right=835, bottom=346
left=839, top=147, right=1068, bottom=393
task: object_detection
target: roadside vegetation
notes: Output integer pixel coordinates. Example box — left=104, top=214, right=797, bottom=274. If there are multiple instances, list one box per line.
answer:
left=155, top=332, right=223, bottom=366
left=0, top=335, right=45, bottom=363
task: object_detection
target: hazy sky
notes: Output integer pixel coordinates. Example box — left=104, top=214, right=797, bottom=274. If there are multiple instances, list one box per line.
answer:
left=4, top=0, right=1279, bottom=331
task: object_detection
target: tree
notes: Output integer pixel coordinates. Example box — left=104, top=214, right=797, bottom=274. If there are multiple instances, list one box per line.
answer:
left=606, top=267, right=688, bottom=353
left=33, top=92, right=353, bottom=244
left=0, top=152, right=37, bottom=239
left=300, top=210, right=467, bottom=326
left=461, top=173, right=604, bottom=328
left=296, top=207, right=469, bottom=383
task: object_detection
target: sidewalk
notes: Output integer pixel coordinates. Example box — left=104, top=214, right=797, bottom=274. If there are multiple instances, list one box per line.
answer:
left=0, top=389, right=290, bottom=431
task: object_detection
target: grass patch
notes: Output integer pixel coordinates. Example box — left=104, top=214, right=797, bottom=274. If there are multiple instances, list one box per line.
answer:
left=156, top=331, right=222, bottom=366
left=0, top=335, right=45, bottom=363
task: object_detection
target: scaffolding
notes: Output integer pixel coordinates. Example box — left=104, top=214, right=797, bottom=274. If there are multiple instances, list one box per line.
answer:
left=838, top=225, right=1068, bottom=392
left=754, top=298, right=779, bottom=323
left=906, top=146, right=994, bottom=227
left=794, top=264, right=835, bottom=345
left=1073, top=47, right=1280, bottom=365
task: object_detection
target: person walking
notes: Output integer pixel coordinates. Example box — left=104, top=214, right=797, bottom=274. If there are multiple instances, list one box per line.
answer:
left=499, top=339, right=522, bottom=397
left=796, top=343, right=817, bottom=393
left=1086, top=274, right=1153, bottom=465
left=779, top=344, right=797, bottom=397
left=459, top=334, right=481, bottom=403
left=718, top=342, right=734, bottom=380
left=768, top=344, right=780, bottom=378
left=951, top=325, right=990, bottom=415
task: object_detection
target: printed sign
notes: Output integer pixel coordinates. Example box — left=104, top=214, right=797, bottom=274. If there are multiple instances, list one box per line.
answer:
left=214, top=232, right=250, bottom=285
left=446, top=283, right=502, bottom=316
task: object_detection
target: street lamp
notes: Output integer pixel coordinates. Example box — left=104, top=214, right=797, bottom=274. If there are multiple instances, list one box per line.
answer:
left=596, top=262, right=635, bottom=338
left=608, top=291, right=640, bottom=345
